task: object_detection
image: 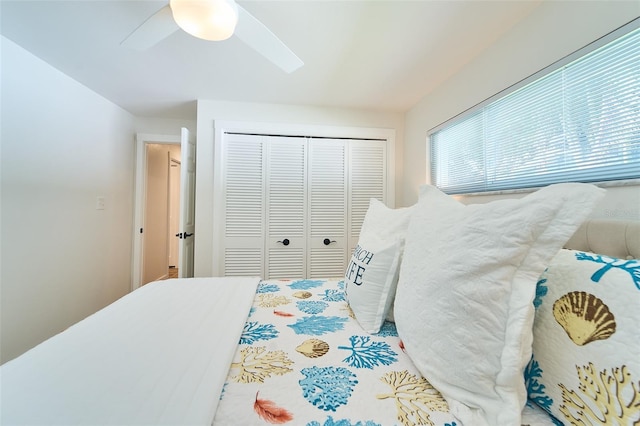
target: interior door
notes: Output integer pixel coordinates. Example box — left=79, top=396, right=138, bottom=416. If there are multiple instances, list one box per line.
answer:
left=178, top=127, right=196, bottom=278
left=307, top=139, right=348, bottom=278
left=220, top=134, right=266, bottom=276
left=348, top=140, right=387, bottom=255
left=265, top=137, right=307, bottom=279
left=168, top=157, right=181, bottom=268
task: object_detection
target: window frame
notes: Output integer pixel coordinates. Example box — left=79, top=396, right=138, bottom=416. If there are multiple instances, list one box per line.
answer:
left=428, top=18, right=640, bottom=196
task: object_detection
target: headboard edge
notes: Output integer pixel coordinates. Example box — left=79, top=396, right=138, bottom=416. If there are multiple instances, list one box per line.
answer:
left=564, top=219, right=640, bottom=259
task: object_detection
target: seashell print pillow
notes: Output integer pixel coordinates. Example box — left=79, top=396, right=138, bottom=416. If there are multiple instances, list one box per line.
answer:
left=527, top=249, right=640, bottom=425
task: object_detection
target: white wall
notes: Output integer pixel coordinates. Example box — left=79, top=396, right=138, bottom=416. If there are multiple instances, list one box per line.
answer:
left=194, top=100, right=405, bottom=276
left=134, top=117, right=196, bottom=136
left=0, top=37, right=136, bottom=363
left=403, top=1, right=640, bottom=216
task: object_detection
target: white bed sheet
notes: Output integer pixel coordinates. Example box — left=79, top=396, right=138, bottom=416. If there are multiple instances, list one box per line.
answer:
left=0, top=277, right=259, bottom=425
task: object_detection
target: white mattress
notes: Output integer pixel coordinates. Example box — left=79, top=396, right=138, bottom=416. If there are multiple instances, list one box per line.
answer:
left=0, top=277, right=260, bottom=425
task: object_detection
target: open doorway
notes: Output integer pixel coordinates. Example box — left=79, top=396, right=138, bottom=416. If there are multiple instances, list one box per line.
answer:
left=132, top=130, right=195, bottom=291
left=142, top=143, right=181, bottom=284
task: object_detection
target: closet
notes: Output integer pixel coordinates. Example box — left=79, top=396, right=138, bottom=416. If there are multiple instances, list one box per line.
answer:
left=216, top=132, right=391, bottom=279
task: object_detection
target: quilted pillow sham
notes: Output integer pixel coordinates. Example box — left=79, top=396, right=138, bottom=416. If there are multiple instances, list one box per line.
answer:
left=526, top=248, right=640, bottom=425
left=394, top=183, right=605, bottom=426
left=345, top=198, right=413, bottom=334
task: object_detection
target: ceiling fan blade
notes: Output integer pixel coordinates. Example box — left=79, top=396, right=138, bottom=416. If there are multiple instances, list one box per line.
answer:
left=234, top=5, right=303, bottom=73
left=121, top=5, right=179, bottom=50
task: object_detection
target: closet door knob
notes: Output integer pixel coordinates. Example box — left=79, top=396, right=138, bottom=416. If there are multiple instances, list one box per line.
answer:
left=323, top=238, right=336, bottom=246
left=277, top=238, right=290, bottom=246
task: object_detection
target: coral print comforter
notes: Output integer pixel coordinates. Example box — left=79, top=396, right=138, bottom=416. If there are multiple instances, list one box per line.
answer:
left=213, top=278, right=553, bottom=426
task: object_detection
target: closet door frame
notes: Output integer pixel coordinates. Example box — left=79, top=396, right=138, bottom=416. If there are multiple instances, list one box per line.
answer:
left=212, top=120, right=396, bottom=277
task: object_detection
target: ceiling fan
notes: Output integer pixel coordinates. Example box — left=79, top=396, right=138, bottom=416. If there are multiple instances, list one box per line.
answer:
left=121, top=0, right=303, bottom=73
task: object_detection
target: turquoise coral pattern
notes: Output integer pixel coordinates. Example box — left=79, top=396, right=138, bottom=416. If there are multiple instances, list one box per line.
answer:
left=374, top=321, right=398, bottom=337
left=290, top=279, right=325, bottom=290
left=307, top=417, right=381, bottom=426
left=524, top=356, right=553, bottom=410
left=288, top=315, right=348, bottom=335
left=239, top=321, right=278, bottom=344
left=257, top=282, right=280, bottom=293
left=338, top=336, right=398, bottom=369
left=534, top=276, right=548, bottom=309
left=297, top=300, right=329, bottom=315
left=575, top=251, right=640, bottom=290
left=214, top=278, right=551, bottom=425
left=319, top=289, right=346, bottom=302
left=299, top=366, right=358, bottom=411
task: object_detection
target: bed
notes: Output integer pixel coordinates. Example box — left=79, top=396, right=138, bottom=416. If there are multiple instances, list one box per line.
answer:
left=211, top=277, right=561, bottom=426
left=1, top=183, right=638, bottom=426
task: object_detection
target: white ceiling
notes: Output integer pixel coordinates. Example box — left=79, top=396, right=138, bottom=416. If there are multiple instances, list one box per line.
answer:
left=1, top=0, right=543, bottom=119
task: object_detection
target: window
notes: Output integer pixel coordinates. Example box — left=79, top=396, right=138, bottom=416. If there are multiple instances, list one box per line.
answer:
left=430, top=20, right=640, bottom=194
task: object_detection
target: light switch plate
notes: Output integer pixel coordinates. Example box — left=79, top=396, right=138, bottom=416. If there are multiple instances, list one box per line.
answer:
left=96, top=196, right=106, bottom=210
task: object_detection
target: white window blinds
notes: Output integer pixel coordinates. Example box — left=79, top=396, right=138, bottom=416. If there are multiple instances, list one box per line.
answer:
left=430, top=21, right=640, bottom=194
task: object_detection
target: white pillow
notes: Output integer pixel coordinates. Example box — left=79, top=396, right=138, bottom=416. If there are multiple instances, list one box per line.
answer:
left=345, top=198, right=413, bottom=333
left=394, top=183, right=605, bottom=426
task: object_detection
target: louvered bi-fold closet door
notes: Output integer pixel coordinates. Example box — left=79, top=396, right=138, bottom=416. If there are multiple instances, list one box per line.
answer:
left=220, top=134, right=265, bottom=277
left=219, top=133, right=389, bottom=279
left=265, top=137, right=307, bottom=279
left=348, top=140, right=388, bottom=255
left=308, top=139, right=348, bottom=278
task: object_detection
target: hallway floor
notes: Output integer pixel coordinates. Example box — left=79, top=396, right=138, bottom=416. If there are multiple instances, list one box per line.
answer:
left=168, top=267, right=178, bottom=279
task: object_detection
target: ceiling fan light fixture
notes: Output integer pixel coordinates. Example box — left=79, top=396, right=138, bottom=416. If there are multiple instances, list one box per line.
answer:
left=170, top=0, right=239, bottom=41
